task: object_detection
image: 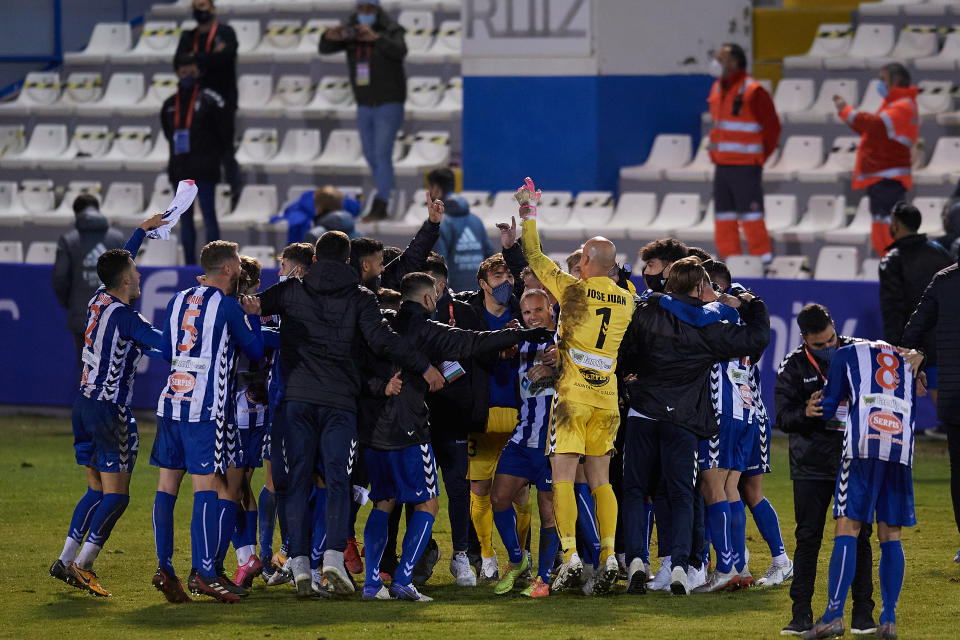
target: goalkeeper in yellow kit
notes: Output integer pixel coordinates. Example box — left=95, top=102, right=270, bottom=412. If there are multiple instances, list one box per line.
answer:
left=514, top=177, right=634, bottom=595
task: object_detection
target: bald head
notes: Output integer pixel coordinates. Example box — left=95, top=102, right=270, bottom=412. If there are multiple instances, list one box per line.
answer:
left=580, top=236, right=617, bottom=279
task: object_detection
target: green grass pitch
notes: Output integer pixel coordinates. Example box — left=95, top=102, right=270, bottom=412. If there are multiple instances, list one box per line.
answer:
left=2, top=415, right=959, bottom=639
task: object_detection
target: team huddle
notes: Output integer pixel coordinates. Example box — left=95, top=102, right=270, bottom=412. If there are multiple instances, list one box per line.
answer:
left=48, top=177, right=924, bottom=639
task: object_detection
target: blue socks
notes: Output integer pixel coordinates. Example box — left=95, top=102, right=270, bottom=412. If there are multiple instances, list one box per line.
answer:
left=215, top=499, right=238, bottom=571
left=75, top=493, right=129, bottom=570
left=749, top=498, right=786, bottom=558
left=879, top=540, right=905, bottom=625
left=824, top=535, right=858, bottom=623
left=192, top=491, right=219, bottom=578
left=60, top=488, right=103, bottom=563
left=538, top=526, right=559, bottom=581
left=396, top=511, right=435, bottom=586
left=310, top=487, right=327, bottom=570
left=363, top=508, right=391, bottom=588
left=730, top=500, right=747, bottom=572
left=258, top=486, right=277, bottom=561
left=153, top=491, right=177, bottom=574
left=575, top=483, right=601, bottom=569
left=707, top=501, right=734, bottom=573
left=493, top=507, right=523, bottom=564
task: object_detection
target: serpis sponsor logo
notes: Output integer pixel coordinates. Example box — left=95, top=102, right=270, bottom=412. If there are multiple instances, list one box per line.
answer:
left=868, top=411, right=903, bottom=434
left=169, top=371, right=196, bottom=394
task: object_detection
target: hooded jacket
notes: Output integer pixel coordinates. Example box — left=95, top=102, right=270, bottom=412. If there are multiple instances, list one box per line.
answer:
left=257, top=259, right=429, bottom=412
left=359, top=300, right=541, bottom=450
left=52, top=207, right=126, bottom=334
left=434, top=194, right=494, bottom=294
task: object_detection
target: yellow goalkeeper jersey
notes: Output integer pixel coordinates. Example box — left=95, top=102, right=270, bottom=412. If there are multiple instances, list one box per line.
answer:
left=521, top=218, right=634, bottom=409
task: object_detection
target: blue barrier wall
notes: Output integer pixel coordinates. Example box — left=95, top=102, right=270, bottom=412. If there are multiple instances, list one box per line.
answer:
left=0, top=265, right=939, bottom=429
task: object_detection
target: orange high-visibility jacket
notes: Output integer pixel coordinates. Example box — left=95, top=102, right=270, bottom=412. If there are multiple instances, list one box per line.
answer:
left=840, top=85, right=919, bottom=190
left=707, top=73, right=779, bottom=166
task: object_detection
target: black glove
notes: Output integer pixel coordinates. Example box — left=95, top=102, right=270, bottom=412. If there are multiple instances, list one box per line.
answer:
left=521, top=327, right=555, bottom=344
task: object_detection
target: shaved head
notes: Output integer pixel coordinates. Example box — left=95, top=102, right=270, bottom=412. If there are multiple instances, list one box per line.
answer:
left=581, top=236, right=617, bottom=278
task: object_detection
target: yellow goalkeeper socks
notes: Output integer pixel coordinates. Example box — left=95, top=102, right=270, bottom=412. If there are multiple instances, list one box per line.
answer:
left=470, top=491, right=494, bottom=558
left=592, top=483, right=618, bottom=563
left=552, top=481, right=578, bottom=562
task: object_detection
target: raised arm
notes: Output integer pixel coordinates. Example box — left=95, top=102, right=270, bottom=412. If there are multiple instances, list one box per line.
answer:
left=516, top=177, right=577, bottom=301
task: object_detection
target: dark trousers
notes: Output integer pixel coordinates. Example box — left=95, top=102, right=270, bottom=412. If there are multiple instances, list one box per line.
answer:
left=433, top=435, right=470, bottom=551
left=866, top=178, right=906, bottom=221
left=273, top=401, right=357, bottom=558
left=72, top=332, right=84, bottom=376
left=180, top=179, right=219, bottom=265
left=623, top=416, right=699, bottom=571
left=947, top=423, right=960, bottom=535
left=790, top=478, right=875, bottom=621
left=611, top=421, right=626, bottom=554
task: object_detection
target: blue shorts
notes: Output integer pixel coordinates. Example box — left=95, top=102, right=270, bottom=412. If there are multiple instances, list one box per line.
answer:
left=742, top=419, right=772, bottom=477
left=72, top=395, right=139, bottom=473
left=150, top=416, right=222, bottom=475
left=834, top=457, right=916, bottom=527
left=495, top=440, right=552, bottom=492
left=925, top=365, right=938, bottom=390
left=236, top=423, right=269, bottom=469
left=698, top=416, right=752, bottom=471
left=365, top=443, right=438, bottom=505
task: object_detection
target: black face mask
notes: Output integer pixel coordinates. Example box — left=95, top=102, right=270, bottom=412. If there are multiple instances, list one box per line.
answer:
left=643, top=270, right=666, bottom=293
left=193, top=9, right=213, bottom=24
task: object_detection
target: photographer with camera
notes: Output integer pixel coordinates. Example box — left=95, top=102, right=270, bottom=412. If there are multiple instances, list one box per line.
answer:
left=320, top=0, right=408, bottom=223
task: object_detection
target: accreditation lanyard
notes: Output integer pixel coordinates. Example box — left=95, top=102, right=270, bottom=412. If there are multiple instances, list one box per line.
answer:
left=173, top=86, right=199, bottom=154
left=804, top=347, right=847, bottom=431
left=356, top=44, right=373, bottom=86
left=193, top=21, right=219, bottom=53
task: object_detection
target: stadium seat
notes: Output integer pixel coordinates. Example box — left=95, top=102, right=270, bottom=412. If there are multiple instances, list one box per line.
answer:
left=309, top=129, right=365, bottom=173
left=664, top=138, right=713, bottom=182
left=915, top=27, right=960, bottom=70
left=18, top=180, right=56, bottom=220
left=632, top=193, right=702, bottom=238
left=914, top=137, right=960, bottom=184
left=240, top=245, right=276, bottom=265
left=45, top=125, right=112, bottom=170
left=24, top=241, right=58, bottom=264
left=220, top=185, right=279, bottom=230
left=235, top=128, right=281, bottom=168
left=139, top=235, right=183, bottom=266
left=796, top=136, right=859, bottom=183
left=0, top=71, right=61, bottom=116
left=913, top=196, right=947, bottom=235
left=0, top=124, right=68, bottom=170
left=32, top=72, right=103, bottom=117
left=815, top=246, right=860, bottom=280
left=0, top=240, right=23, bottom=263
left=772, top=78, right=815, bottom=116
left=549, top=191, right=615, bottom=241
left=0, top=125, right=26, bottom=158
left=602, top=192, right=656, bottom=240
left=783, top=23, right=854, bottom=69
left=412, top=76, right=462, bottom=120
left=533, top=191, right=574, bottom=229
left=904, top=0, right=960, bottom=16
left=0, top=182, right=25, bottom=226
left=151, top=0, right=190, bottom=17
left=379, top=188, right=430, bottom=235
left=825, top=195, right=873, bottom=243
left=122, top=174, right=172, bottom=228
left=428, top=20, right=462, bottom=63
left=303, top=76, right=355, bottom=118
left=681, top=198, right=716, bottom=243
left=870, top=24, right=939, bottom=67
left=787, top=79, right=858, bottom=124
left=395, top=131, right=451, bottom=175
left=273, top=0, right=329, bottom=10
left=774, top=195, right=846, bottom=241
left=917, top=80, right=954, bottom=116
left=286, top=19, right=340, bottom=63
left=118, top=21, right=181, bottom=63
left=75, top=73, right=146, bottom=117
left=237, top=74, right=274, bottom=112
left=39, top=181, right=102, bottom=227
left=124, top=134, right=169, bottom=172
left=63, top=22, right=132, bottom=64
left=766, top=255, right=811, bottom=279
left=399, top=10, right=436, bottom=61
left=620, top=134, right=692, bottom=181
left=764, top=194, right=800, bottom=231
left=246, top=19, right=303, bottom=62
left=231, top=20, right=263, bottom=59
left=823, top=23, right=895, bottom=69
left=859, top=0, right=924, bottom=17
left=407, top=76, right=444, bottom=116
left=726, top=255, right=765, bottom=279
left=101, top=182, right=145, bottom=223
left=265, top=129, right=321, bottom=173
left=458, top=191, right=492, bottom=218
left=485, top=190, right=523, bottom=228
left=85, top=126, right=153, bottom=171
left=857, top=78, right=885, bottom=114
left=274, top=75, right=315, bottom=115
left=860, top=258, right=881, bottom=281
left=118, top=73, right=177, bottom=117
left=764, top=136, right=824, bottom=181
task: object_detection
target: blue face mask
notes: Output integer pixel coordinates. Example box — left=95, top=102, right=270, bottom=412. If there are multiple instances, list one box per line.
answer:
left=178, top=76, right=197, bottom=90
left=490, top=280, right=513, bottom=305
left=357, top=13, right=376, bottom=26
left=810, top=344, right=838, bottom=361
left=877, top=80, right=888, bottom=98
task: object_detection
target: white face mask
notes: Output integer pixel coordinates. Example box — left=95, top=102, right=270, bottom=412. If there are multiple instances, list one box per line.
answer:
left=709, top=58, right=724, bottom=78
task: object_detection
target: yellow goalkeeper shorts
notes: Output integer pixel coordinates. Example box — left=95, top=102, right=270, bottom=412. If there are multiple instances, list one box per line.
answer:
left=467, top=407, right=517, bottom=481
left=548, top=397, right=620, bottom=457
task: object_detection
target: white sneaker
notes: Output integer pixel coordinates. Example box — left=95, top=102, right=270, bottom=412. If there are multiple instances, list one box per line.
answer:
left=692, top=569, right=740, bottom=593
left=322, top=563, right=355, bottom=594
left=669, top=565, right=689, bottom=595
left=757, top=559, right=794, bottom=587
left=687, top=564, right=707, bottom=590
left=480, top=554, right=499, bottom=582
left=647, top=558, right=672, bottom=592
left=550, top=552, right=584, bottom=592
left=592, top=554, right=620, bottom=595
left=449, top=551, right=477, bottom=587
left=626, top=558, right=651, bottom=594
left=289, top=555, right=312, bottom=598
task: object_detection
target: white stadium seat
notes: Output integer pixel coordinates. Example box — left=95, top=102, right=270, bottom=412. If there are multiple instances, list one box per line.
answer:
left=0, top=71, right=61, bottom=116
left=399, top=10, right=436, bottom=61
left=859, top=0, right=924, bottom=17
left=633, top=193, right=701, bottom=238
left=42, top=181, right=103, bottom=227
left=0, top=125, right=26, bottom=158
left=815, top=246, right=860, bottom=281
left=857, top=78, right=885, bottom=114
left=275, top=75, right=315, bottom=116
left=620, top=134, right=692, bottom=181
left=86, top=126, right=154, bottom=171
left=607, top=193, right=657, bottom=240
left=823, top=23, right=895, bottom=69
left=783, top=23, right=854, bottom=69
left=773, top=78, right=815, bottom=116
left=535, top=191, right=574, bottom=228
left=825, top=196, right=873, bottom=243
left=237, top=74, right=274, bottom=112
left=379, top=188, right=428, bottom=235
left=231, top=20, right=263, bottom=58
left=63, top=22, right=132, bottom=64
left=75, top=73, right=145, bottom=117
left=682, top=199, right=715, bottom=243
left=917, top=80, right=954, bottom=116
left=726, top=255, right=766, bottom=279
left=915, top=28, right=960, bottom=70
left=118, top=21, right=181, bottom=63
left=861, top=258, right=881, bottom=281
left=25, top=242, right=58, bottom=265
left=412, top=77, right=462, bottom=120
left=787, top=78, right=858, bottom=124
left=395, top=131, right=451, bottom=175
left=774, top=195, right=846, bottom=241
left=664, top=138, right=714, bottom=182
left=246, top=19, right=303, bottom=62
left=303, top=76, right=355, bottom=118
left=265, top=128, right=321, bottom=174
left=0, top=124, right=69, bottom=170
left=285, top=19, right=340, bottom=63
left=549, top=191, right=615, bottom=241
left=309, top=129, right=365, bottom=173
left=45, top=125, right=112, bottom=170
left=118, top=73, right=177, bottom=117
left=101, top=182, right=145, bottom=223
left=870, top=24, right=939, bottom=67
left=764, top=136, right=824, bottom=181
left=0, top=240, right=23, bottom=263
left=486, top=191, right=523, bottom=226
left=220, top=185, right=278, bottom=230
left=428, top=20, right=462, bottom=63
left=914, top=137, right=960, bottom=184
left=796, top=136, right=859, bottom=183
left=913, top=196, right=948, bottom=235
left=240, top=245, right=276, bottom=265
left=406, top=76, right=444, bottom=115
left=139, top=235, right=183, bottom=266
left=764, top=194, right=800, bottom=232
left=123, top=174, right=173, bottom=227
left=766, top=255, right=811, bottom=279
left=0, top=182, right=26, bottom=226
left=235, top=128, right=280, bottom=168
left=904, top=0, right=960, bottom=17
left=32, top=72, right=103, bottom=117
left=19, top=180, right=56, bottom=221
left=124, top=133, right=169, bottom=173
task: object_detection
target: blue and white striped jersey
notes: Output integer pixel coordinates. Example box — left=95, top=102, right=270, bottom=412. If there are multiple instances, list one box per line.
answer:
left=711, top=357, right=761, bottom=425
left=822, top=340, right=916, bottom=467
left=80, top=291, right=163, bottom=407
left=233, top=321, right=278, bottom=430
left=510, top=337, right=557, bottom=451
left=157, top=286, right=263, bottom=423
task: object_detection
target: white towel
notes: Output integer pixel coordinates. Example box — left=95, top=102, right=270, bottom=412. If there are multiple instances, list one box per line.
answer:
left=147, top=179, right=198, bottom=240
